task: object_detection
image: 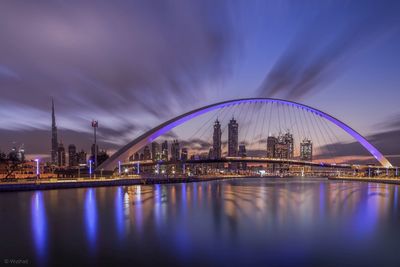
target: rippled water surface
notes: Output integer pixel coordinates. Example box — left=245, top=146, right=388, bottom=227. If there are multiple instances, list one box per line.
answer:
left=1, top=178, right=400, bottom=267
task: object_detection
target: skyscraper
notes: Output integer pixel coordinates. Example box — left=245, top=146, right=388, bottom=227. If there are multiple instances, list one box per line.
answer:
left=68, top=144, right=77, bottom=167
left=151, top=142, right=161, bottom=161
left=300, top=138, right=313, bottom=161
left=143, top=146, right=151, bottom=160
left=77, top=150, right=87, bottom=164
left=171, top=140, right=180, bottom=162
left=238, top=144, right=247, bottom=157
left=51, top=99, right=58, bottom=165
left=228, top=117, right=239, bottom=157
left=181, top=148, right=188, bottom=161
left=57, top=142, right=66, bottom=167
left=238, top=144, right=247, bottom=170
left=284, top=132, right=294, bottom=159
left=161, top=141, right=168, bottom=161
left=266, top=136, right=277, bottom=158
left=212, top=119, right=222, bottom=159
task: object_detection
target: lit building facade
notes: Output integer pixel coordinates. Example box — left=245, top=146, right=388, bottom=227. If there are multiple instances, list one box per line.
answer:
left=228, top=118, right=239, bottom=157
left=300, top=138, right=313, bottom=161
left=212, top=119, right=222, bottom=159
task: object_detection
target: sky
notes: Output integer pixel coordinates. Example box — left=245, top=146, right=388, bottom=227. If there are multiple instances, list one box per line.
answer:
left=0, top=0, right=399, bottom=164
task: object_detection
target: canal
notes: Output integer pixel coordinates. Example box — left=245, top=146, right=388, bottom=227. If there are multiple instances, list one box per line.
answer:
left=0, top=178, right=399, bottom=267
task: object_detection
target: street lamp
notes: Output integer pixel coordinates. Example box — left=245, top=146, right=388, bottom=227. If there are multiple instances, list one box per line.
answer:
left=89, top=159, right=93, bottom=178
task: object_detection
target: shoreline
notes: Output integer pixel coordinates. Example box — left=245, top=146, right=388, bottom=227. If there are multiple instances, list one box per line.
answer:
left=0, top=176, right=241, bottom=192
left=328, top=176, right=400, bottom=185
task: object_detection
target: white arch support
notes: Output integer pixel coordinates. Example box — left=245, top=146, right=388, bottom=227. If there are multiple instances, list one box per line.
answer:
left=98, top=98, right=392, bottom=171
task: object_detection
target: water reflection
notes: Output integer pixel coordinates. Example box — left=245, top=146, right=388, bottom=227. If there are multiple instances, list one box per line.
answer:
left=114, top=187, right=124, bottom=239
left=84, top=188, right=97, bottom=252
left=9, top=178, right=400, bottom=267
left=31, top=191, right=47, bottom=263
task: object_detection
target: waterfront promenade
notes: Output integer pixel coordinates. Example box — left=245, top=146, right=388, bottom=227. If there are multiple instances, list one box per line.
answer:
left=0, top=175, right=243, bottom=192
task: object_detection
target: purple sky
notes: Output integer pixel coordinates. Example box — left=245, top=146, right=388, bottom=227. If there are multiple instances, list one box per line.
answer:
left=0, top=1, right=399, bottom=164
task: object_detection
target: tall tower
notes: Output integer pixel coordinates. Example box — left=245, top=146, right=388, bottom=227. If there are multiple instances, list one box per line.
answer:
left=228, top=117, right=239, bottom=157
left=212, top=119, right=222, bottom=159
left=51, top=98, right=58, bottom=165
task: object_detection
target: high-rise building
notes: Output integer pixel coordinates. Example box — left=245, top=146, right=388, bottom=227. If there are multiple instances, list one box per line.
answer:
left=161, top=141, right=168, bottom=161
left=57, top=142, right=66, bottom=167
left=274, top=132, right=294, bottom=160
left=238, top=144, right=247, bottom=170
left=212, top=119, right=222, bottom=159
left=171, top=140, right=180, bottom=162
left=228, top=117, right=239, bottom=157
left=300, top=138, right=313, bottom=161
left=151, top=142, right=161, bottom=161
left=266, top=136, right=277, bottom=158
left=51, top=99, right=58, bottom=165
left=68, top=144, right=77, bottom=167
left=134, top=152, right=140, bottom=161
left=143, top=146, right=151, bottom=160
left=284, top=132, right=294, bottom=159
left=181, top=148, right=188, bottom=161
left=77, top=150, right=87, bottom=164
left=238, top=144, right=247, bottom=157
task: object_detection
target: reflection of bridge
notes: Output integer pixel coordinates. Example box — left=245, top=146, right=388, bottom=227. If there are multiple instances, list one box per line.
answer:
left=98, top=98, right=394, bottom=172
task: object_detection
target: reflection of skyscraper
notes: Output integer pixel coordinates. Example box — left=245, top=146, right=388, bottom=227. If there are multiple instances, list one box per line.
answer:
left=161, top=141, right=168, bottom=161
left=57, top=142, right=66, bottom=167
left=212, top=119, right=222, bottom=159
left=143, top=146, right=151, bottom=160
left=300, top=138, right=313, bottom=161
left=68, top=144, right=77, bottom=167
left=171, top=140, right=180, bottom=161
left=51, top=99, right=58, bottom=165
left=228, top=118, right=239, bottom=157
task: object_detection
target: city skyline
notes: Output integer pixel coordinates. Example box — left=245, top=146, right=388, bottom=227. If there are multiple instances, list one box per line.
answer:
left=0, top=1, right=400, bottom=165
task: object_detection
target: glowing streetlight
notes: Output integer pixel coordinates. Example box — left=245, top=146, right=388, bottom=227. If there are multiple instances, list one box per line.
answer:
left=89, top=160, right=93, bottom=178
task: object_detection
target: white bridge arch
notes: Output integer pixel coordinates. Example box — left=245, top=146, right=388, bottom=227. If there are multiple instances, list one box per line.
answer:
left=98, top=98, right=392, bottom=171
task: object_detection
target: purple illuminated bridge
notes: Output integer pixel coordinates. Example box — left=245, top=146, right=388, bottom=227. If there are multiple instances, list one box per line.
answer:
left=98, top=98, right=392, bottom=171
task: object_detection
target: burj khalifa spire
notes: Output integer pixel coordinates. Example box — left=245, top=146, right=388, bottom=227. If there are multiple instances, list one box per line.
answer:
left=51, top=98, right=58, bottom=165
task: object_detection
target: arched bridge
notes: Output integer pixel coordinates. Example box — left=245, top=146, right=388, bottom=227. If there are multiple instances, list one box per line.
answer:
left=98, top=98, right=392, bottom=171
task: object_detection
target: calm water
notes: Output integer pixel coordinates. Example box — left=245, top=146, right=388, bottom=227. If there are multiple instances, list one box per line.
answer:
left=1, top=178, right=400, bottom=267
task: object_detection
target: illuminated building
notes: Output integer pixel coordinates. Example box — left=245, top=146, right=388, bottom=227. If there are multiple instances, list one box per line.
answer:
left=57, top=142, right=66, bottom=167
left=300, top=138, right=313, bottom=161
left=181, top=148, right=188, bottom=161
left=151, top=142, right=161, bottom=161
left=143, top=145, right=151, bottom=160
left=68, top=144, right=77, bottom=167
left=171, top=140, right=180, bottom=162
left=228, top=117, right=239, bottom=157
left=161, top=141, right=168, bottom=161
left=51, top=99, right=58, bottom=165
left=212, top=119, right=222, bottom=159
